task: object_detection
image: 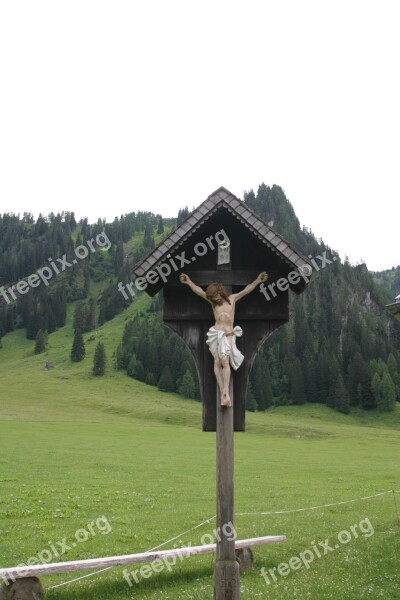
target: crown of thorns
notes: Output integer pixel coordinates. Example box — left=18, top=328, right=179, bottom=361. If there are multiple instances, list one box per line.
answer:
left=205, top=283, right=230, bottom=303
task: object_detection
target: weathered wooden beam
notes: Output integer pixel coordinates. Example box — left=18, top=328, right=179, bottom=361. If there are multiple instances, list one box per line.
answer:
left=0, top=536, right=286, bottom=581
left=170, top=271, right=278, bottom=286
left=214, top=380, right=239, bottom=599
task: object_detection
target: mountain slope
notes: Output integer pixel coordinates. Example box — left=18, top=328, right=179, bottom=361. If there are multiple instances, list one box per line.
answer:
left=1, top=186, right=399, bottom=415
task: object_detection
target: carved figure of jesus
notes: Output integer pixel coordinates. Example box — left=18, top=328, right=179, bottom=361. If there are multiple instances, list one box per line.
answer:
left=179, top=272, right=268, bottom=407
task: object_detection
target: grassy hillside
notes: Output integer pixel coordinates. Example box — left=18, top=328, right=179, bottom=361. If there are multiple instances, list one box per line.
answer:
left=0, top=308, right=399, bottom=599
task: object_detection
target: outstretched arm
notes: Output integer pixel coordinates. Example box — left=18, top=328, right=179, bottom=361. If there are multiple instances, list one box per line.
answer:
left=179, top=273, right=210, bottom=303
left=231, top=272, right=268, bottom=302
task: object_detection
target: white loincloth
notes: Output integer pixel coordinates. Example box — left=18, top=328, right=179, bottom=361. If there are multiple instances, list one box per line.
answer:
left=206, top=326, right=244, bottom=370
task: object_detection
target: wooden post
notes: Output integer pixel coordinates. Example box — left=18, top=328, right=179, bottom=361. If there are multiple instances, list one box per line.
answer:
left=214, top=234, right=239, bottom=599
left=214, top=378, right=240, bottom=600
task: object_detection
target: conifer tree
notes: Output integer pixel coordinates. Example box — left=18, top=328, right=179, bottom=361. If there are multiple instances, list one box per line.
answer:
left=334, top=374, right=350, bottom=414
left=127, top=353, right=137, bottom=378
left=93, top=341, right=106, bottom=376
left=34, top=329, right=46, bottom=354
left=303, top=350, right=318, bottom=403
left=70, top=330, right=85, bottom=362
left=371, top=373, right=382, bottom=406
left=251, top=356, right=273, bottom=410
left=133, top=360, right=146, bottom=382
left=387, top=353, right=400, bottom=401
left=290, top=358, right=306, bottom=405
left=143, top=223, right=155, bottom=251
left=158, top=365, right=174, bottom=392
left=114, top=241, right=124, bottom=274
left=73, top=301, right=86, bottom=334
left=378, top=372, right=396, bottom=411
left=327, top=357, right=340, bottom=408
left=245, top=382, right=258, bottom=412
left=145, top=372, right=156, bottom=386
left=178, top=370, right=196, bottom=399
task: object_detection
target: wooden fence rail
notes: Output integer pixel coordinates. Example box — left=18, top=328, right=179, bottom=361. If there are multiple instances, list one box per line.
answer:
left=0, top=535, right=286, bottom=581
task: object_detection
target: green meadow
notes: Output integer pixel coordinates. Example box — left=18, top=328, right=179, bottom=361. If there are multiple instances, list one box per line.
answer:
left=0, top=302, right=399, bottom=599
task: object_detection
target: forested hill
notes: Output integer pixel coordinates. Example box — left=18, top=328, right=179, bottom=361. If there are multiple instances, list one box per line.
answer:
left=0, top=185, right=399, bottom=415
left=241, top=185, right=400, bottom=412
left=373, top=266, right=400, bottom=300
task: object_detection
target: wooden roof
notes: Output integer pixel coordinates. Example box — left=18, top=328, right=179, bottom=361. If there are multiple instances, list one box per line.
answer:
left=134, top=186, right=311, bottom=279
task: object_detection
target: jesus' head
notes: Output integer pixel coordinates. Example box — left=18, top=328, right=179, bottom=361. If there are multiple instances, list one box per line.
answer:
left=205, top=283, right=231, bottom=306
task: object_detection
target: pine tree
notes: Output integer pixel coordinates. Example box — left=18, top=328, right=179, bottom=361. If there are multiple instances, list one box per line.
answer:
left=177, top=207, right=189, bottom=225
left=334, top=374, right=350, bottom=414
left=303, top=350, right=318, bottom=403
left=158, top=365, right=174, bottom=392
left=245, top=383, right=258, bottom=412
left=143, top=223, right=155, bottom=251
left=251, top=357, right=273, bottom=410
left=371, top=373, right=382, bottom=406
left=290, top=358, right=306, bottom=405
left=114, top=241, right=124, bottom=274
left=157, top=216, right=164, bottom=234
left=34, top=329, right=46, bottom=354
left=89, top=298, right=97, bottom=331
left=73, top=301, right=86, bottom=334
left=127, top=353, right=137, bottom=378
left=316, top=349, right=330, bottom=403
left=378, top=372, right=396, bottom=411
left=70, top=330, right=85, bottom=362
left=145, top=372, right=156, bottom=386
left=93, top=342, right=106, bottom=376
left=327, top=358, right=340, bottom=408
left=133, top=360, right=146, bottom=382
left=387, top=353, right=400, bottom=401
left=348, top=352, right=374, bottom=407
left=178, top=370, right=196, bottom=399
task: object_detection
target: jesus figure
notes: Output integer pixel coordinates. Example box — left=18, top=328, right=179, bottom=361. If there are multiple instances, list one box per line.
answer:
left=179, top=271, right=268, bottom=407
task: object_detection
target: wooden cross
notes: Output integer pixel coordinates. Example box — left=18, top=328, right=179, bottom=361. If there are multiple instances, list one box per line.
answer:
left=180, top=233, right=267, bottom=600
left=133, top=187, right=311, bottom=599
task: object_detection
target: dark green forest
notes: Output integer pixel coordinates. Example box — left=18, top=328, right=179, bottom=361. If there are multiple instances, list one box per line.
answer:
left=1, top=185, right=399, bottom=414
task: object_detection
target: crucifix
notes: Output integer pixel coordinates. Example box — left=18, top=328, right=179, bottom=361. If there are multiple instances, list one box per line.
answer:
left=179, top=271, right=268, bottom=407
left=179, top=233, right=268, bottom=599
left=133, top=186, right=311, bottom=600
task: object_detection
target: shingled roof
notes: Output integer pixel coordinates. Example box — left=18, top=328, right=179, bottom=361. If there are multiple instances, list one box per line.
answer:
left=134, top=186, right=311, bottom=277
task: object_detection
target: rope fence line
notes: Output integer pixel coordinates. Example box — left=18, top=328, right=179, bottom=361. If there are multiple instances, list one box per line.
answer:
left=236, top=489, right=397, bottom=516
left=46, top=489, right=399, bottom=591
left=46, top=516, right=216, bottom=591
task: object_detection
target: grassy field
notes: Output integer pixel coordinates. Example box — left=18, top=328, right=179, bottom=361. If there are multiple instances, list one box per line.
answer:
left=0, top=305, right=399, bottom=599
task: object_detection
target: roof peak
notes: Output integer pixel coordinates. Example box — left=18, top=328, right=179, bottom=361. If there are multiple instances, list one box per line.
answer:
left=207, top=186, right=240, bottom=204
left=134, top=185, right=311, bottom=285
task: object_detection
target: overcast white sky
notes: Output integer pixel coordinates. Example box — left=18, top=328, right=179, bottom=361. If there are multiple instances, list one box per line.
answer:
left=0, top=1, right=399, bottom=272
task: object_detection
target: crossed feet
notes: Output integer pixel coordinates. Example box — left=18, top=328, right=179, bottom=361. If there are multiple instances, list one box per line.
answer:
left=221, top=389, right=232, bottom=407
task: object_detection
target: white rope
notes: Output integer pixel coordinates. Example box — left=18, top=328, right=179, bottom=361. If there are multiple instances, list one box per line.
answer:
left=46, top=488, right=399, bottom=591
left=46, top=515, right=216, bottom=590
left=236, top=489, right=394, bottom=517
left=47, top=568, right=112, bottom=590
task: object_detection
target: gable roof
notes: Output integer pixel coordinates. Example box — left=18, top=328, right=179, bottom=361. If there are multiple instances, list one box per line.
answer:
left=134, top=186, right=311, bottom=278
